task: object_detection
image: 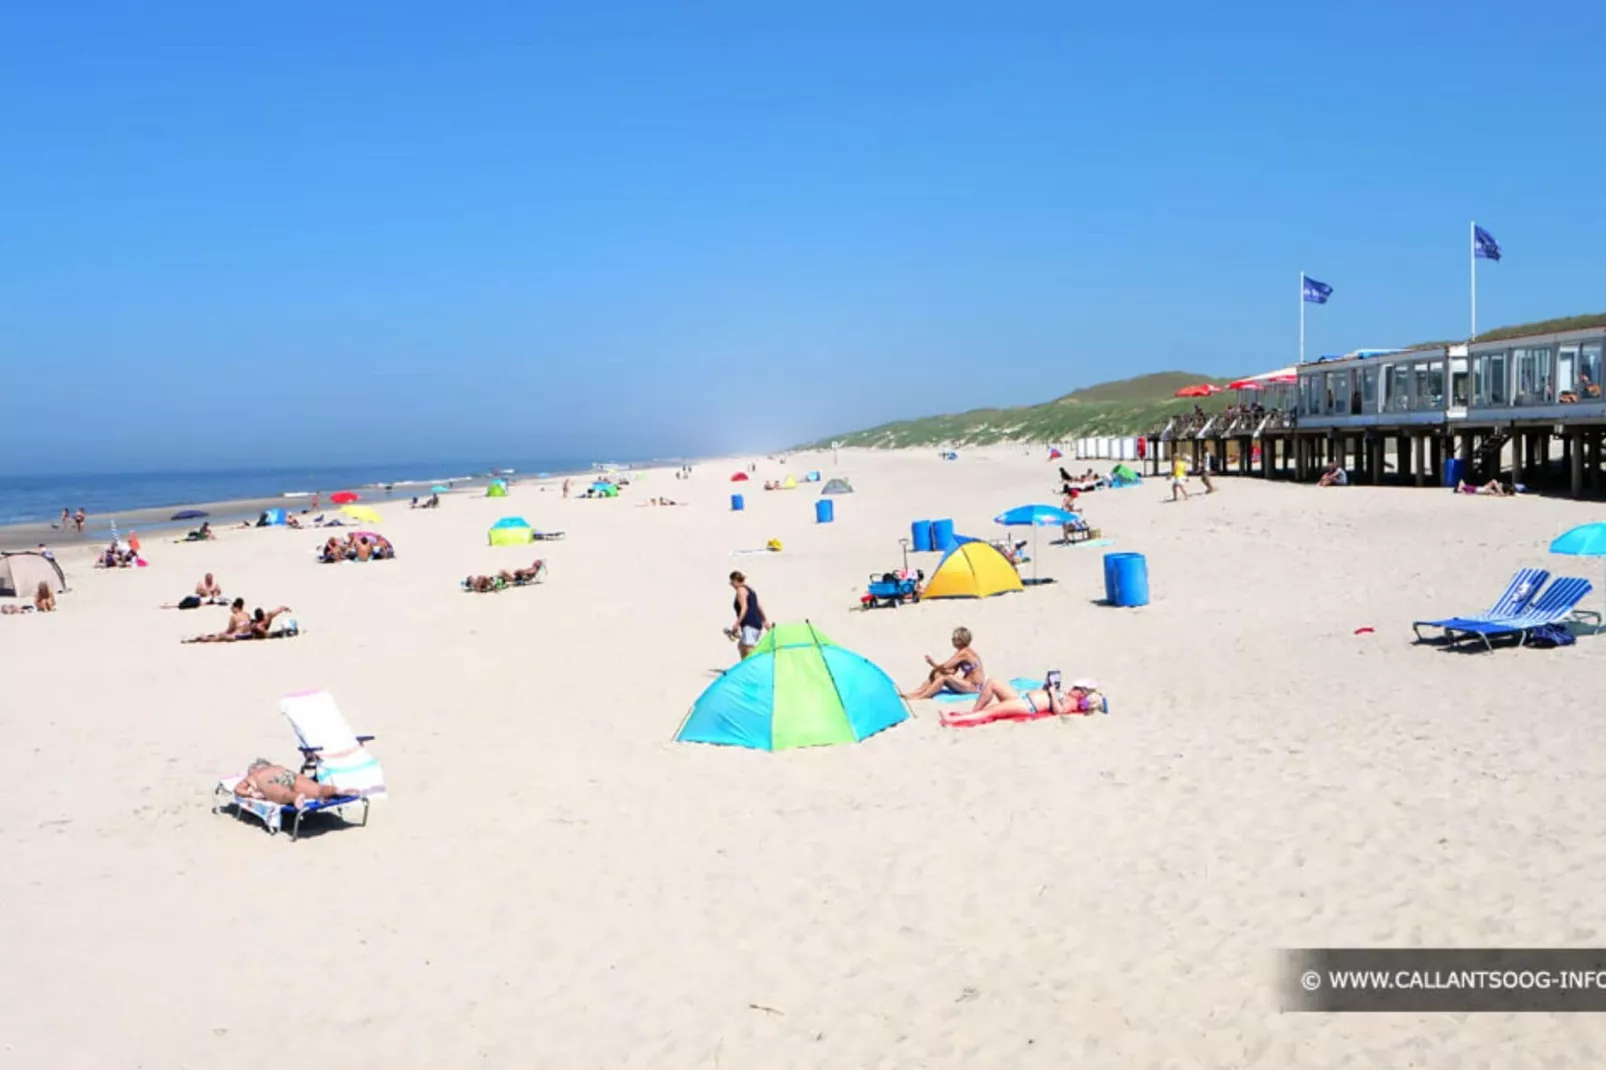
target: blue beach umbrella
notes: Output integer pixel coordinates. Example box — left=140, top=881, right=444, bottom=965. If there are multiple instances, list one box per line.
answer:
left=993, top=504, right=1080, bottom=585
left=1550, top=523, right=1606, bottom=615
left=430, top=484, right=449, bottom=494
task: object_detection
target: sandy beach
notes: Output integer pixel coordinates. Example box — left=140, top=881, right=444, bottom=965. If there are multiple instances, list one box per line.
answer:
left=6, top=447, right=1606, bottom=1068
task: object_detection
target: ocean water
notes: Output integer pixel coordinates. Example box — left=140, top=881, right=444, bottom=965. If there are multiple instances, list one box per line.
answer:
left=0, top=459, right=603, bottom=528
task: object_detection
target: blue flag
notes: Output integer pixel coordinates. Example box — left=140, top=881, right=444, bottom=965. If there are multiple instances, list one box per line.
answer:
left=1474, top=224, right=1502, bottom=262
left=1302, top=275, right=1333, bottom=304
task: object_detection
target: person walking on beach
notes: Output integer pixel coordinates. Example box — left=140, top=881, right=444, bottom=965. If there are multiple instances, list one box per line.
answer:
left=1170, top=456, right=1190, bottom=502
left=1199, top=452, right=1216, bottom=495
left=72, top=508, right=86, bottom=533
left=727, top=571, right=768, bottom=659
left=562, top=478, right=571, bottom=499
left=58, top=508, right=70, bottom=531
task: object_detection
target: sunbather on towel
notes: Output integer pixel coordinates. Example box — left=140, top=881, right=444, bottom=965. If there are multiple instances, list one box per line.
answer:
left=235, top=759, right=352, bottom=809
left=184, top=603, right=290, bottom=643
left=901, top=627, right=985, bottom=698
left=941, top=677, right=1068, bottom=726
left=1457, top=479, right=1513, bottom=496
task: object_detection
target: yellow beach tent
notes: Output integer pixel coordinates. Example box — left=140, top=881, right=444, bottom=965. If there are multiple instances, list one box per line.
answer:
left=921, top=542, right=1023, bottom=599
left=782, top=474, right=797, bottom=489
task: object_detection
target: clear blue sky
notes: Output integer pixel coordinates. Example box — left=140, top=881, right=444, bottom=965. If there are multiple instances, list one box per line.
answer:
left=4, top=1, right=1603, bottom=473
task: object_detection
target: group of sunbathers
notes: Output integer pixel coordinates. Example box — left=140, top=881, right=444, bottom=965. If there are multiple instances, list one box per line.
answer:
left=2, top=582, right=55, bottom=615
left=463, top=559, right=547, bottom=591
left=409, top=494, right=441, bottom=509
left=182, top=598, right=295, bottom=643
left=94, top=542, right=140, bottom=569
left=1456, top=479, right=1517, bottom=497
left=319, top=535, right=394, bottom=563
left=897, top=626, right=1106, bottom=725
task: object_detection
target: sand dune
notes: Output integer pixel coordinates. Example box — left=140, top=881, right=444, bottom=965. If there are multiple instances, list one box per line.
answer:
left=5, top=448, right=1606, bottom=1068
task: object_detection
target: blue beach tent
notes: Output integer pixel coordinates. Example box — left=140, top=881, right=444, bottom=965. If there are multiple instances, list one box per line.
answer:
left=675, top=621, right=908, bottom=750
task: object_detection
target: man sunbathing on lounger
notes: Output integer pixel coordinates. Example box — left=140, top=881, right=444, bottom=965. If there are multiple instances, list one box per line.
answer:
left=940, top=677, right=1069, bottom=727
left=901, top=627, right=985, bottom=698
left=234, top=758, right=352, bottom=809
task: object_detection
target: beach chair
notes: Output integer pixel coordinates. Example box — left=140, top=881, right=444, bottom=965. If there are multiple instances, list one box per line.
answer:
left=1439, top=576, right=1596, bottom=651
left=212, top=691, right=383, bottom=841
left=1412, top=567, right=1549, bottom=642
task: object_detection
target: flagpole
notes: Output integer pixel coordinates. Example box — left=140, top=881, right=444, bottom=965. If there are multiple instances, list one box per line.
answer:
left=1470, top=220, right=1477, bottom=341
left=1298, top=271, right=1306, bottom=365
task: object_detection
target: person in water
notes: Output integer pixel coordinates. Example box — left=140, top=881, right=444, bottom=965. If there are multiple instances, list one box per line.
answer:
left=901, top=627, right=985, bottom=698
left=728, top=570, right=768, bottom=658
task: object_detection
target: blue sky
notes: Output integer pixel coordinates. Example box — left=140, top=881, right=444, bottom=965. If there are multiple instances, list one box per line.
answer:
left=3, top=1, right=1603, bottom=473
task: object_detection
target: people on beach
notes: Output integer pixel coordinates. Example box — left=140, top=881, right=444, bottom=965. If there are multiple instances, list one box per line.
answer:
left=34, top=581, right=56, bottom=613
left=1171, top=456, right=1190, bottom=501
left=234, top=758, right=350, bottom=809
left=58, top=508, right=70, bottom=531
left=1458, top=479, right=1513, bottom=496
left=1317, top=463, right=1348, bottom=487
left=353, top=536, right=375, bottom=562
left=901, top=627, right=985, bottom=698
left=1199, top=453, right=1217, bottom=495
left=73, top=508, right=86, bottom=534
left=184, top=603, right=292, bottom=643
left=940, top=677, right=1069, bottom=726
left=728, top=570, right=768, bottom=658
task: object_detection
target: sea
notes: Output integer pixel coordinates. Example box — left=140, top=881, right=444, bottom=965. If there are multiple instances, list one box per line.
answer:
left=0, top=459, right=616, bottom=529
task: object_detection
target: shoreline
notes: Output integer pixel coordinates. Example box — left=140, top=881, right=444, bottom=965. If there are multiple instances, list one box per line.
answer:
left=0, top=465, right=657, bottom=553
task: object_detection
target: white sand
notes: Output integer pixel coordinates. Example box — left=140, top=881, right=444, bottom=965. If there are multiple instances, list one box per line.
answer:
left=5, top=448, right=1606, bottom=1068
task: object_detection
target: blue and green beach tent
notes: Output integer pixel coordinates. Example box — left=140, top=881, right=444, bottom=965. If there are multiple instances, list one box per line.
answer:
left=675, top=621, right=908, bottom=751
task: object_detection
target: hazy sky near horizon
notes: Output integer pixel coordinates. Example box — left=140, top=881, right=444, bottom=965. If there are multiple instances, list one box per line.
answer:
left=4, top=2, right=1604, bottom=473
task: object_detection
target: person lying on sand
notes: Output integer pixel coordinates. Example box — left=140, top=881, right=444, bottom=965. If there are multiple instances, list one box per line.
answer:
left=1, top=603, right=36, bottom=615
left=234, top=759, right=352, bottom=809
left=1457, top=479, right=1513, bottom=497
left=183, top=604, right=291, bottom=643
left=509, top=560, right=546, bottom=583
left=320, top=536, right=349, bottom=563
left=940, top=677, right=1069, bottom=726
left=901, top=627, right=985, bottom=698
left=464, top=574, right=506, bottom=592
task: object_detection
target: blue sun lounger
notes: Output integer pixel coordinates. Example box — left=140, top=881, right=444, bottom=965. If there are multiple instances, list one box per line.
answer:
left=1412, top=568, right=1550, bottom=642
left=1438, top=576, right=1596, bottom=651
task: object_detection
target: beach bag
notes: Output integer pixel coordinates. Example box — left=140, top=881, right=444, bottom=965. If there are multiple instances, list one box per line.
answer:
left=1526, top=623, right=1576, bottom=648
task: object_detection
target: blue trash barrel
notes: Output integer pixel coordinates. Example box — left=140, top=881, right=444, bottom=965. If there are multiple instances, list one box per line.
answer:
left=1104, top=552, right=1150, bottom=607
left=932, top=518, right=956, bottom=551
left=1443, top=457, right=1464, bottom=488
left=815, top=498, right=834, bottom=524
left=731, top=493, right=745, bottom=511
left=911, top=519, right=933, bottom=552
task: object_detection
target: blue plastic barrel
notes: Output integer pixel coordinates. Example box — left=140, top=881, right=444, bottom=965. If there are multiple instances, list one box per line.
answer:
left=731, top=493, right=745, bottom=511
left=1104, top=552, right=1150, bottom=607
left=1443, top=457, right=1464, bottom=488
left=911, top=519, right=933, bottom=552
left=932, top=518, right=956, bottom=551
left=815, top=498, right=834, bottom=524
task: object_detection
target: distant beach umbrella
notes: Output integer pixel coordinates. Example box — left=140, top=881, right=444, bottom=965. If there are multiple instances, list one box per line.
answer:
left=1174, top=384, right=1224, bottom=398
left=430, top=484, right=449, bottom=494
left=330, top=491, right=360, bottom=504
left=170, top=509, right=209, bottom=521
left=341, top=505, right=380, bottom=524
